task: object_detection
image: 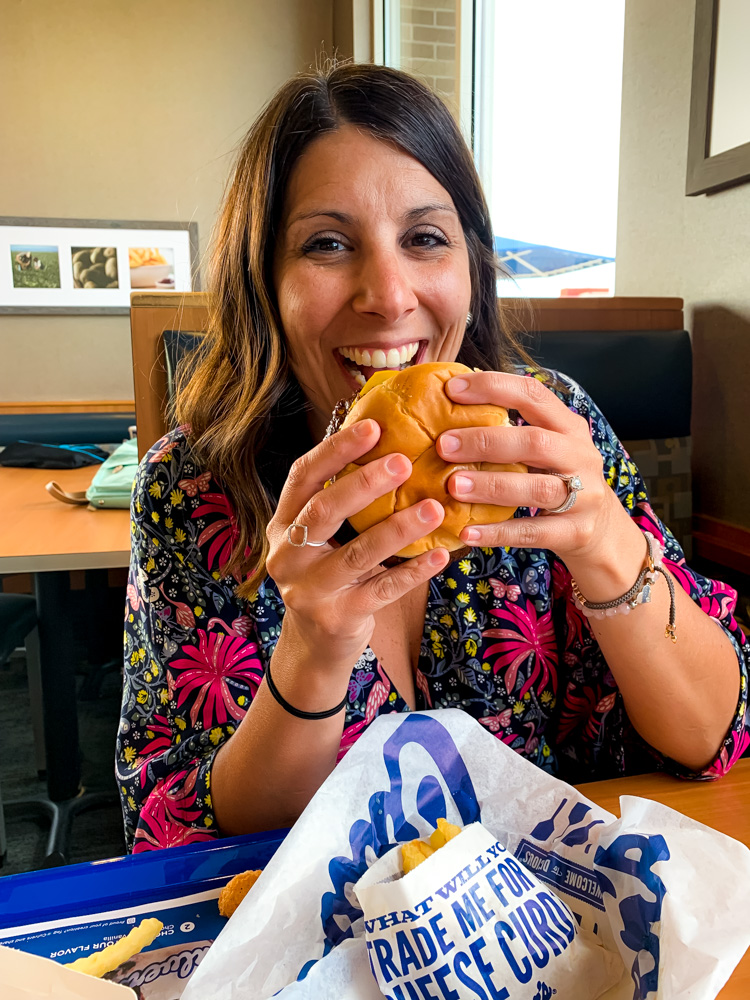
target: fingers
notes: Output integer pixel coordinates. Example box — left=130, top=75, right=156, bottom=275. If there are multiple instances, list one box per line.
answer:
left=326, top=498, right=446, bottom=587
left=444, top=370, right=587, bottom=437
left=289, top=451, right=414, bottom=547
left=449, top=469, right=569, bottom=511
left=357, top=545, right=450, bottom=612
left=437, top=422, right=578, bottom=469
left=273, top=419, right=380, bottom=530
left=459, top=513, right=584, bottom=550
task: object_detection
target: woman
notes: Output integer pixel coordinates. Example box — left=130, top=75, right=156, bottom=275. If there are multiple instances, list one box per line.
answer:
left=118, top=63, right=748, bottom=852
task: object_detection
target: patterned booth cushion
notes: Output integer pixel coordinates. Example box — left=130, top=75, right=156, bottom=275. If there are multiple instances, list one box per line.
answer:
left=622, top=437, right=692, bottom=558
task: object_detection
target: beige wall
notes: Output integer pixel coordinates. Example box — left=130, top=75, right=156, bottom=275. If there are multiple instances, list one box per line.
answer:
left=616, top=0, right=750, bottom=529
left=0, top=0, right=333, bottom=403
left=333, top=0, right=373, bottom=62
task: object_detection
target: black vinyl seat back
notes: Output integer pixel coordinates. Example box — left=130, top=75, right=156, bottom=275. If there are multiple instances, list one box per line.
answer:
left=162, top=330, right=206, bottom=411
left=164, top=327, right=692, bottom=442
left=525, top=328, right=692, bottom=441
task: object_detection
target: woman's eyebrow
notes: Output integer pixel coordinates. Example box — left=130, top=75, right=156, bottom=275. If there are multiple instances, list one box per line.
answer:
left=286, top=202, right=458, bottom=229
left=286, top=209, right=354, bottom=227
left=403, top=203, right=457, bottom=221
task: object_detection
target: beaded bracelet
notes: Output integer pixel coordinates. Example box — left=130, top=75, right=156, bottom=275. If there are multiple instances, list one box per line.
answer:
left=571, top=531, right=677, bottom=642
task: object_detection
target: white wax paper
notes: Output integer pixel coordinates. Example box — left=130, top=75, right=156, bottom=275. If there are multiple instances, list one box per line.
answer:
left=182, top=710, right=750, bottom=1000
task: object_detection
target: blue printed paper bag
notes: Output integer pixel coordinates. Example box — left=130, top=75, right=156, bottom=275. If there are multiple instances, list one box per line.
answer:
left=355, top=821, right=624, bottom=1000
left=183, top=711, right=750, bottom=1000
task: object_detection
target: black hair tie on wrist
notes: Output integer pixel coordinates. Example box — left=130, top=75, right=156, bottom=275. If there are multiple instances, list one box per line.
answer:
left=265, top=660, right=347, bottom=720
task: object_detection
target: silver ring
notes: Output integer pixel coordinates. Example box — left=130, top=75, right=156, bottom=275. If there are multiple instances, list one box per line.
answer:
left=546, top=472, right=584, bottom=514
left=287, top=522, right=328, bottom=547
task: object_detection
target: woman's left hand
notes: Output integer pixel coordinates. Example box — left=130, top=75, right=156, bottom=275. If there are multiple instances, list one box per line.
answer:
left=437, top=370, right=633, bottom=564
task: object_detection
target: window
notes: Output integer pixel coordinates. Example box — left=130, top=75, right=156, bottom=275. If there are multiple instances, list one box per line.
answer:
left=383, top=0, right=626, bottom=298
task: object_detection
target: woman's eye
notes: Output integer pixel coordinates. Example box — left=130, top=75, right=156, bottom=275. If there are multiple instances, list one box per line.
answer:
left=303, top=236, right=347, bottom=254
left=409, top=229, right=449, bottom=249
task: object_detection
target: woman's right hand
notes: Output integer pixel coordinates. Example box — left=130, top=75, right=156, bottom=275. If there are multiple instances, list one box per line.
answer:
left=265, top=418, right=449, bottom=665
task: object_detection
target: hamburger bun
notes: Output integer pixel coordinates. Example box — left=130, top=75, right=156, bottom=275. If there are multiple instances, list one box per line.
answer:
left=336, top=362, right=527, bottom=558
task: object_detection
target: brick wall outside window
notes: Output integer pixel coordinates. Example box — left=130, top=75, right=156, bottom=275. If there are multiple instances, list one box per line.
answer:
left=398, top=0, right=459, bottom=110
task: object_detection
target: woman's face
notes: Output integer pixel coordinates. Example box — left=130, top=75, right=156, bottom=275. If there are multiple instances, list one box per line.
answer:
left=274, top=125, right=472, bottom=441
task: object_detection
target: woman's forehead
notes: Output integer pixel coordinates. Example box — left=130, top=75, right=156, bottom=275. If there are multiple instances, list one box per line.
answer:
left=281, top=125, right=458, bottom=227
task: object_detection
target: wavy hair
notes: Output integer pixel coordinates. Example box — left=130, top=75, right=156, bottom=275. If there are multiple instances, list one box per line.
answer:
left=176, top=61, right=535, bottom=597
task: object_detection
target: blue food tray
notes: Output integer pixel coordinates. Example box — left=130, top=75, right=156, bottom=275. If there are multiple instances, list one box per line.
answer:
left=0, top=828, right=288, bottom=930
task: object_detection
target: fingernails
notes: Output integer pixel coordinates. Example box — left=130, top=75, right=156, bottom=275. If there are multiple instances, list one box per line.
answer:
left=418, top=499, right=441, bottom=523
left=353, top=419, right=375, bottom=437
left=386, top=454, right=409, bottom=476
left=463, top=527, right=480, bottom=542
left=427, top=548, right=446, bottom=566
left=453, top=474, right=473, bottom=495
left=449, top=377, right=469, bottom=394
left=440, top=433, right=460, bottom=454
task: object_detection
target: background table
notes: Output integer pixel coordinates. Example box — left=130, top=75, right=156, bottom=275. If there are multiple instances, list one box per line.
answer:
left=0, top=465, right=130, bottom=854
left=578, top=759, right=750, bottom=999
left=0, top=466, right=130, bottom=574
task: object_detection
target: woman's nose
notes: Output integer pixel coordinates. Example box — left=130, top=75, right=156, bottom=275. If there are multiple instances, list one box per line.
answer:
left=351, top=250, right=418, bottom=324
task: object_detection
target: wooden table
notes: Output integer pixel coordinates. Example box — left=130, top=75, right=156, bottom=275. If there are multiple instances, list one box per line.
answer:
left=578, top=759, right=750, bottom=999
left=0, top=465, right=130, bottom=818
left=0, top=465, right=130, bottom=574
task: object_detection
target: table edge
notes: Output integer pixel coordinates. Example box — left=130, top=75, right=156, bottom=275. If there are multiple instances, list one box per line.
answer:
left=0, top=551, right=131, bottom=573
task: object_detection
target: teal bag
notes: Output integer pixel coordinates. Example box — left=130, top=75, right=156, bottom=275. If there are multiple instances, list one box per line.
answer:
left=86, top=437, right=140, bottom=508
left=46, top=437, right=140, bottom=509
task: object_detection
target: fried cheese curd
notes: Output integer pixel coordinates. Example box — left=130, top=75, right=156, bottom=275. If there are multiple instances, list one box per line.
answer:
left=401, top=818, right=462, bottom=874
left=218, top=869, right=263, bottom=918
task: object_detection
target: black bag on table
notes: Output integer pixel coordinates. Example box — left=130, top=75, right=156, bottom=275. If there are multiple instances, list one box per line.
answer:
left=0, top=440, right=108, bottom=469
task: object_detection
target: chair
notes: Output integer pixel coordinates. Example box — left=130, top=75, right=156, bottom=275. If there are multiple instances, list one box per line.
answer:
left=130, top=292, right=208, bottom=459
left=0, top=594, right=46, bottom=864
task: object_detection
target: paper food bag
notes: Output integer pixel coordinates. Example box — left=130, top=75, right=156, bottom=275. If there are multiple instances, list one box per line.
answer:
left=355, top=821, right=623, bottom=1000
left=183, top=710, right=750, bottom=1000
left=0, top=943, right=137, bottom=999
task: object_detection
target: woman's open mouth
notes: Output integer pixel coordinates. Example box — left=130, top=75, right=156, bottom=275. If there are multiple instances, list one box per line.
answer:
left=336, top=340, right=425, bottom=388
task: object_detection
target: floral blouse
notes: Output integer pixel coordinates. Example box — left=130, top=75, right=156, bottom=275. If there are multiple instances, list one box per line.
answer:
left=117, top=370, right=749, bottom=852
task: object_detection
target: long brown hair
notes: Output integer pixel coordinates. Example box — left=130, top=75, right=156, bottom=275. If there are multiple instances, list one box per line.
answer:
left=176, top=62, right=536, bottom=597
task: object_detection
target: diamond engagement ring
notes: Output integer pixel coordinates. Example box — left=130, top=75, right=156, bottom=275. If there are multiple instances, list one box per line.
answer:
left=287, top=522, right=328, bottom=547
left=546, top=472, right=584, bottom=514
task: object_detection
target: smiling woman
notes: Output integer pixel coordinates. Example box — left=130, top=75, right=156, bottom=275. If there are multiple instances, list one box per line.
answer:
left=117, top=62, right=749, bottom=854
left=274, top=126, right=472, bottom=437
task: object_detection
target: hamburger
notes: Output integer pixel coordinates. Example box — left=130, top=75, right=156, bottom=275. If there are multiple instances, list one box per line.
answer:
left=332, top=362, right=526, bottom=558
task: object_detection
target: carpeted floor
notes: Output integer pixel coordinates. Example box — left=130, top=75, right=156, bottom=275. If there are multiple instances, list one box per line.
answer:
left=0, top=650, right=126, bottom=876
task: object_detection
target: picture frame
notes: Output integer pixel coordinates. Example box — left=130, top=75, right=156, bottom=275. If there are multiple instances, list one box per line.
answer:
left=0, top=218, right=200, bottom=314
left=686, top=0, right=750, bottom=196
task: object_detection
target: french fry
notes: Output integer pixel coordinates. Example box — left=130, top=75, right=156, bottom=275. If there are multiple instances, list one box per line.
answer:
left=65, top=918, right=163, bottom=978
left=129, top=247, right=168, bottom=268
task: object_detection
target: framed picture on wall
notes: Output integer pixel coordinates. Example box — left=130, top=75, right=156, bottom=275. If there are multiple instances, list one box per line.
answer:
left=0, top=218, right=200, bottom=314
left=686, top=0, right=750, bottom=196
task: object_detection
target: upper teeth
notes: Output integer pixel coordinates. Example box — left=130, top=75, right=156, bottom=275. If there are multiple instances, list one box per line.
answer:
left=337, top=342, right=420, bottom=369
